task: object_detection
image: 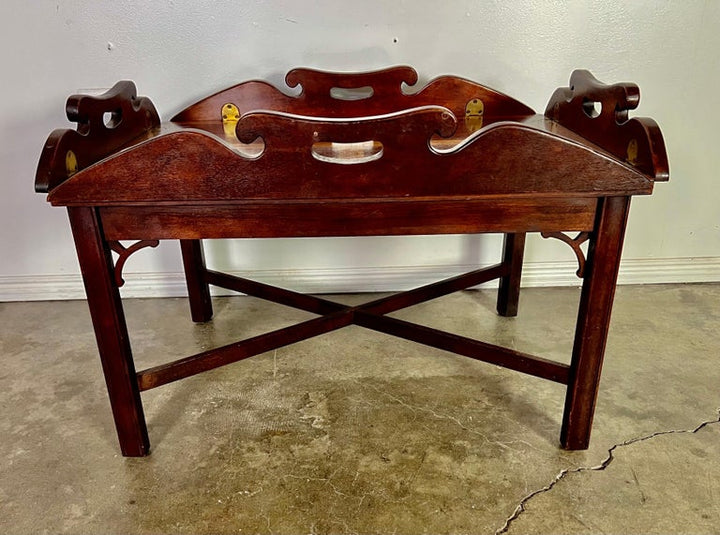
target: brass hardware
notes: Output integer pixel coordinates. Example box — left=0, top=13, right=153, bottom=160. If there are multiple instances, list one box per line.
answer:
left=627, top=138, right=638, bottom=165
left=466, top=98, right=484, bottom=116
left=465, top=98, right=484, bottom=132
left=65, top=150, right=78, bottom=177
left=221, top=103, right=240, bottom=138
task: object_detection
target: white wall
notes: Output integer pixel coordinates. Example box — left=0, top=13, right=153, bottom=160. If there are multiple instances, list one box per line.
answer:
left=1, top=0, right=718, bottom=301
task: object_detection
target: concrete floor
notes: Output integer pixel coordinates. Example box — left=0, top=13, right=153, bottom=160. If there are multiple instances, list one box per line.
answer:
left=1, top=284, right=718, bottom=534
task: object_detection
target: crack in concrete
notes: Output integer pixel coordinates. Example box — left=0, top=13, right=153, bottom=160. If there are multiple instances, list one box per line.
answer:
left=495, top=409, right=720, bottom=535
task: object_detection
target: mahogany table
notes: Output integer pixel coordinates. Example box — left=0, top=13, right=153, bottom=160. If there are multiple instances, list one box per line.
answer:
left=36, top=67, right=668, bottom=456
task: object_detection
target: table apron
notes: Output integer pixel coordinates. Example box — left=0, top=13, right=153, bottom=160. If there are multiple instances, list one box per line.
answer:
left=99, top=197, right=597, bottom=240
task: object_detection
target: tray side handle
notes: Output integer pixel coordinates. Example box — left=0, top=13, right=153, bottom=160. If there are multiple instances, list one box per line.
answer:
left=171, top=67, right=535, bottom=122
left=35, top=81, right=160, bottom=193
left=545, top=70, right=668, bottom=180
left=285, top=65, right=418, bottom=103
left=236, top=105, right=457, bottom=160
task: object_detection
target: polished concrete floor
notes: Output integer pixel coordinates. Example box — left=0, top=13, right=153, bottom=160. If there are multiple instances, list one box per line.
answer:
left=1, top=284, right=718, bottom=534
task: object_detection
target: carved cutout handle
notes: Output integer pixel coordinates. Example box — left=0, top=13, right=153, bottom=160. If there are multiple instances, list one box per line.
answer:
left=171, top=67, right=535, bottom=123
left=545, top=70, right=668, bottom=180
left=285, top=66, right=418, bottom=104
left=35, top=81, right=160, bottom=193
left=311, top=140, right=384, bottom=165
left=236, top=106, right=457, bottom=160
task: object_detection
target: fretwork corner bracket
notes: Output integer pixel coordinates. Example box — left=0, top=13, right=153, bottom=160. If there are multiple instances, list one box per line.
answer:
left=541, top=231, right=590, bottom=278
left=108, top=240, right=159, bottom=287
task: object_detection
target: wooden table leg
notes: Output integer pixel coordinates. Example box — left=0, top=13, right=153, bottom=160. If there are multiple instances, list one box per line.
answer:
left=561, top=196, right=630, bottom=450
left=68, top=207, right=150, bottom=456
left=181, top=239, right=213, bottom=322
left=496, top=232, right=526, bottom=317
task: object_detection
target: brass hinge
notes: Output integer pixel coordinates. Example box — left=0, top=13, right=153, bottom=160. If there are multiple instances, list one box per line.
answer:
left=65, top=150, right=78, bottom=177
left=627, top=138, right=638, bottom=165
left=465, top=98, right=484, bottom=132
left=221, top=103, right=240, bottom=138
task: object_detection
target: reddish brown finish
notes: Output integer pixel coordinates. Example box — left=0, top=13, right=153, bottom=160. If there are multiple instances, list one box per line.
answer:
left=354, top=312, right=569, bottom=384
left=180, top=240, right=213, bottom=322
left=171, top=65, right=535, bottom=122
left=561, top=196, right=631, bottom=449
left=205, top=270, right=346, bottom=316
left=359, top=264, right=509, bottom=316
left=46, top=115, right=654, bottom=206
left=35, top=67, right=668, bottom=456
left=36, top=81, right=159, bottom=194
left=496, top=233, right=526, bottom=317
left=98, top=198, right=599, bottom=240
left=138, top=310, right=355, bottom=391
left=206, top=264, right=508, bottom=318
left=545, top=70, right=669, bottom=180
left=541, top=231, right=591, bottom=277
left=67, top=207, right=149, bottom=456
left=108, top=240, right=159, bottom=287
left=138, top=263, right=571, bottom=391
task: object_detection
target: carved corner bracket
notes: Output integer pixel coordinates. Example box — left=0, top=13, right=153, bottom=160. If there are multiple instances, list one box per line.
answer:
left=541, top=231, right=590, bottom=278
left=108, top=240, right=159, bottom=287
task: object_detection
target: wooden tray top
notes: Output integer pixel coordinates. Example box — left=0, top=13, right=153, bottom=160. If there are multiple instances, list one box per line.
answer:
left=35, top=67, right=668, bottom=207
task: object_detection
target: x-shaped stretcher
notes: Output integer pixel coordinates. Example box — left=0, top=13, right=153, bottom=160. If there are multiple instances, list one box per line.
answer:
left=137, top=260, right=568, bottom=392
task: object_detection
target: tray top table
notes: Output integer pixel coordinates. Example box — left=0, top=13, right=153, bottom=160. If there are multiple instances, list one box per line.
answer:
left=36, top=66, right=668, bottom=456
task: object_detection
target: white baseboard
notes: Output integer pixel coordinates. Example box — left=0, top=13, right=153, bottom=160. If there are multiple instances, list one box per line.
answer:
left=1, top=257, right=718, bottom=302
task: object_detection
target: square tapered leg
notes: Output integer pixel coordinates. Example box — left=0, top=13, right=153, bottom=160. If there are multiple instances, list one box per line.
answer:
left=496, top=232, right=526, bottom=317
left=561, top=196, right=630, bottom=449
left=181, top=239, right=214, bottom=323
left=68, top=207, right=150, bottom=456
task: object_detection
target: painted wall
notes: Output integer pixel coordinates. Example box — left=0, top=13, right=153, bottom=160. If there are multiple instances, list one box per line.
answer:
left=1, top=0, right=718, bottom=300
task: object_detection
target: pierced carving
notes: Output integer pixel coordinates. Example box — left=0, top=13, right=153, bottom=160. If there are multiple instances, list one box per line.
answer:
left=544, top=70, right=668, bottom=180
left=236, top=106, right=457, bottom=155
left=541, top=231, right=590, bottom=278
left=35, top=81, right=160, bottom=193
left=108, top=240, right=159, bottom=287
left=171, top=66, right=535, bottom=127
